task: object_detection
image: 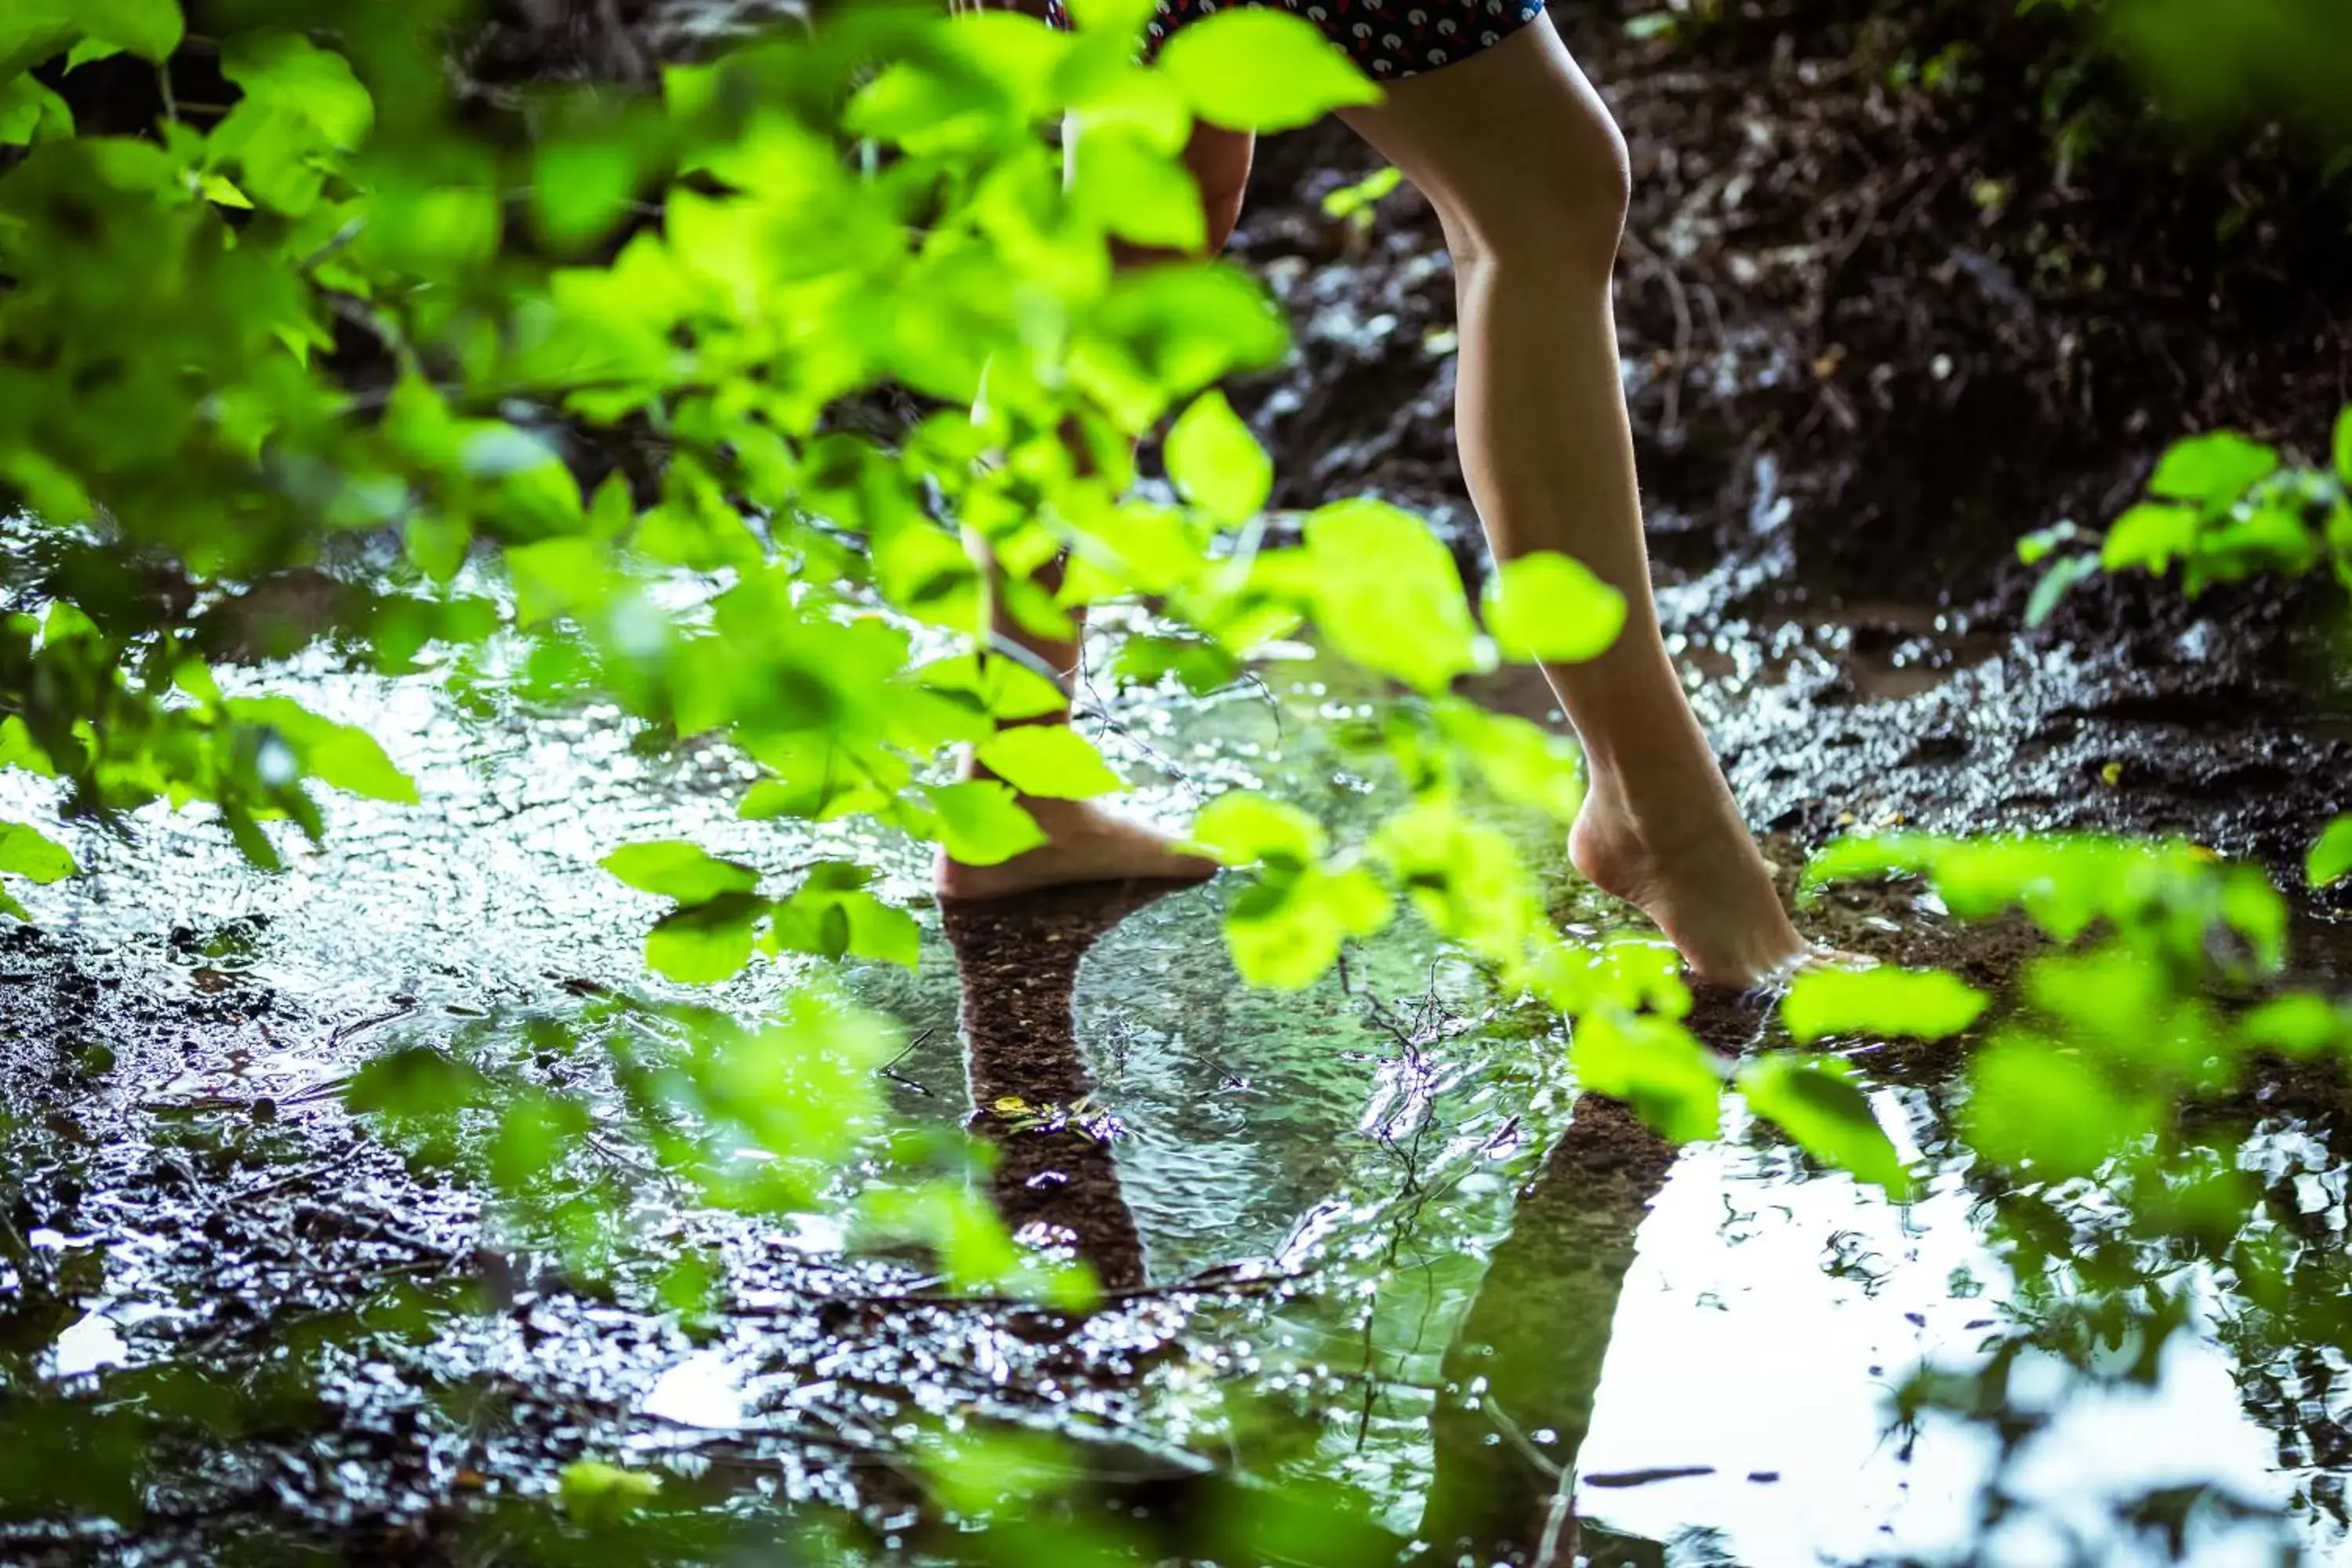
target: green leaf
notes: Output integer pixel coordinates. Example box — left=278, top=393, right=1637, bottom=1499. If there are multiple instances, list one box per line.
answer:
left=2025, top=553, right=2101, bottom=628
left=2335, top=405, right=2352, bottom=487
left=602, top=841, right=761, bottom=903
left=1, top=0, right=178, bottom=70
left=0, top=76, right=74, bottom=147
left=1224, top=862, right=1389, bottom=989
left=560, top=1460, right=662, bottom=1527
left=645, top=892, right=764, bottom=984
left=1154, top=7, right=1382, bottom=131
left=1068, top=122, right=1207, bottom=252
left=1321, top=165, right=1401, bottom=220
left=227, top=696, right=419, bottom=804
left=220, top=31, right=374, bottom=150
left=0, top=822, right=76, bottom=885
left=1299, top=499, right=1481, bottom=693
left=1188, top=793, right=1324, bottom=869
left=2310, top=815, right=2352, bottom=888
left=927, top=782, right=1049, bottom=867
left=2100, top=502, right=2198, bottom=576
left=769, top=876, right=921, bottom=970
left=1482, top=552, right=1628, bottom=664
left=1433, top=702, right=1584, bottom=821
left=973, top=726, right=1125, bottom=800
left=346, top=1046, right=491, bottom=1118
left=1963, top=1032, right=2155, bottom=1180
left=1571, top=1012, right=1722, bottom=1142
left=2147, top=430, right=2278, bottom=515
left=1738, top=1054, right=1911, bottom=1196
left=2238, top=993, right=2347, bottom=1058
left=1164, top=390, right=1272, bottom=525
left=2015, top=520, right=2082, bottom=567
left=1780, top=965, right=1988, bottom=1043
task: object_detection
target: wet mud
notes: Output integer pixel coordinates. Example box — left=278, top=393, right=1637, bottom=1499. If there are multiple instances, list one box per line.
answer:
left=6, top=1, right=2352, bottom=1564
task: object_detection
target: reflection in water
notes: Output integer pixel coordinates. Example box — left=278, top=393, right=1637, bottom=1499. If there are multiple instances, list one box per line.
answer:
left=942, top=881, right=1207, bottom=1295
left=943, top=881, right=1686, bottom=1563
left=1421, top=1094, right=1677, bottom=1567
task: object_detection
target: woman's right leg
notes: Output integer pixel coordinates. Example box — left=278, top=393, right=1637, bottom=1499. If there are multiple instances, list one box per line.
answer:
left=938, top=121, right=1255, bottom=902
left=1338, top=18, right=1813, bottom=987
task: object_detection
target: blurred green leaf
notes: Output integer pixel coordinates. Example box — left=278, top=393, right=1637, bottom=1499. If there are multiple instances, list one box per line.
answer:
left=560, top=1459, right=662, bottom=1527
left=1780, top=965, right=1988, bottom=1043
left=1964, top=1032, right=2156, bottom=1180
left=2309, top=815, right=2352, bottom=888
left=602, top=841, right=762, bottom=903
left=1154, top=7, right=1382, bottom=131
left=1165, top=389, right=1272, bottom=525
left=927, top=782, right=1049, bottom=867
left=1482, top=552, right=1628, bottom=664
left=974, top=725, right=1125, bottom=800
left=227, top=697, right=419, bottom=804
left=1189, top=793, right=1323, bottom=868
left=0, top=822, right=77, bottom=885
left=1739, top=1054, right=1911, bottom=1196
left=1572, top=1012, right=1722, bottom=1142
left=645, top=891, right=766, bottom=983
left=2147, top=430, right=2278, bottom=514
left=1298, top=499, right=1480, bottom=693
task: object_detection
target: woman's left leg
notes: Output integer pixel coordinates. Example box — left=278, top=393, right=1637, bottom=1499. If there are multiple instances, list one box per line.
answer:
left=938, top=120, right=1254, bottom=901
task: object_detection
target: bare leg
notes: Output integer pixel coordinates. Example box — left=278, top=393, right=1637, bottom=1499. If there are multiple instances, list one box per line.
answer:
left=937, top=123, right=1256, bottom=902
left=1339, top=18, right=1811, bottom=987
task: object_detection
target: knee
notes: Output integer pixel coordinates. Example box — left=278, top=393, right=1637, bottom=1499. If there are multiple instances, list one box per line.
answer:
left=1448, top=109, right=1630, bottom=282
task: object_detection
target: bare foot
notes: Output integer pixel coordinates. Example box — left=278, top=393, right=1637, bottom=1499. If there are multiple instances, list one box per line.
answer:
left=937, top=797, right=1219, bottom=902
left=1567, top=774, right=1819, bottom=991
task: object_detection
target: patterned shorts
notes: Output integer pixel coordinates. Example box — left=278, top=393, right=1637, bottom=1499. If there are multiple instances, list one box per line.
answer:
left=1043, top=0, right=1551, bottom=81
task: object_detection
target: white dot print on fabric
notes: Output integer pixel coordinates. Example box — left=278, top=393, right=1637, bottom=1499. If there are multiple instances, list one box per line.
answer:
left=1428, top=47, right=1448, bottom=62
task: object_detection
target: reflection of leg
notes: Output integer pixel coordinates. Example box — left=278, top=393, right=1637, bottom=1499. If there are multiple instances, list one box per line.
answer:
left=1419, top=1094, right=1675, bottom=1563
left=944, top=882, right=1194, bottom=1293
left=1338, top=20, right=1807, bottom=989
left=938, top=124, right=1254, bottom=904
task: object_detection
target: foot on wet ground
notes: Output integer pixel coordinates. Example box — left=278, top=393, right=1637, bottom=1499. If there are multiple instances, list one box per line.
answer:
left=936, top=797, right=1219, bottom=902
left=1567, top=776, right=1857, bottom=991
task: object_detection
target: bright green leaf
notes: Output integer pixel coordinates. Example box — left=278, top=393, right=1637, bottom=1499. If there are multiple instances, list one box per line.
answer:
left=2310, top=815, right=2352, bottom=888
left=227, top=697, right=419, bottom=804
left=927, top=782, right=1049, bottom=867
left=1963, top=1032, right=2156, bottom=1180
left=1780, top=965, right=1988, bottom=1043
left=1300, top=499, right=1480, bottom=693
left=1224, top=862, right=1389, bottom=989
left=1154, top=7, right=1382, bottom=131
left=0, top=822, right=76, bottom=885
left=1165, top=389, right=1271, bottom=525
left=645, top=892, right=764, bottom=984
left=974, top=725, right=1125, bottom=800
left=601, top=841, right=761, bottom=903
left=2147, top=430, right=2279, bottom=514
left=1483, top=552, right=1628, bottom=664
left=1188, top=793, right=1323, bottom=868
left=560, top=1460, right=662, bottom=1527
left=1738, top=1054, right=1911, bottom=1196
left=1571, top=1012, right=1722, bottom=1142
left=220, top=30, right=375, bottom=150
